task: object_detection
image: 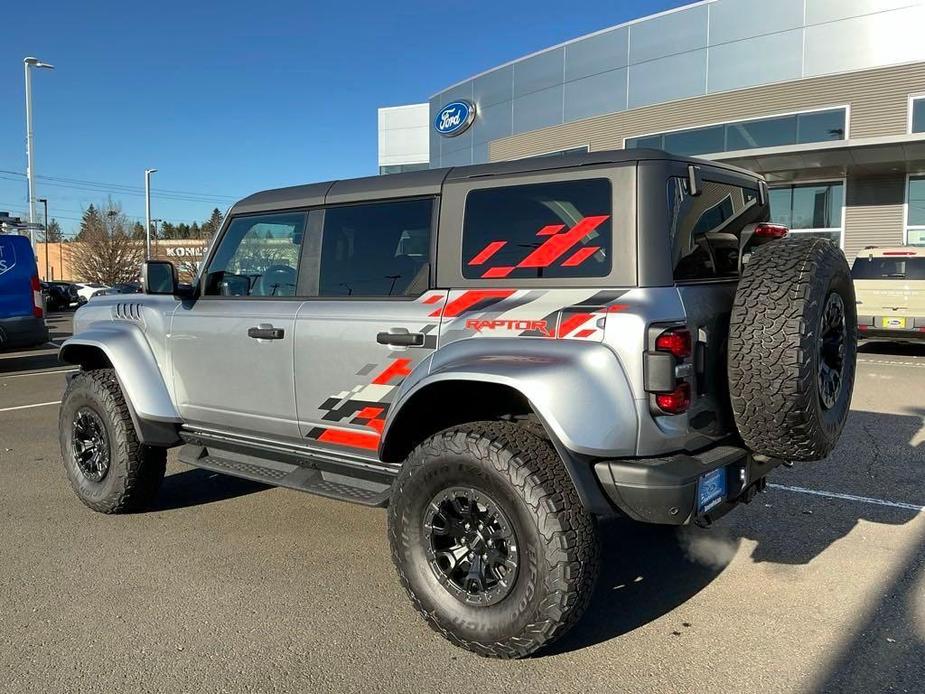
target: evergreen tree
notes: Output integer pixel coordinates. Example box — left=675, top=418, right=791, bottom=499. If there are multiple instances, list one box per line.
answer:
left=160, top=221, right=177, bottom=239
left=201, top=208, right=224, bottom=240
left=75, top=204, right=101, bottom=242
left=44, top=218, right=63, bottom=243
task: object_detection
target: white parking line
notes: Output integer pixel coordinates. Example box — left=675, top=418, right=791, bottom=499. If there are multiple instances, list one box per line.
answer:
left=0, top=401, right=61, bottom=413
left=769, top=483, right=925, bottom=512
left=0, top=368, right=77, bottom=379
left=858, top=358, right=925, bottom=368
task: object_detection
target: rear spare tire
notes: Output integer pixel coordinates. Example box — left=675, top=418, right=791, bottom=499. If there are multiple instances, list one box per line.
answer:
left=728, top=238, right=856, bottom=461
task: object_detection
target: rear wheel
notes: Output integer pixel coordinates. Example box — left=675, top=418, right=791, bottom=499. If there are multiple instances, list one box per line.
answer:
left=388, top=421, right=599, bottom=658
left=59, top=369, right=166, bottom=513
left=728, top=238, right=857, bottom=460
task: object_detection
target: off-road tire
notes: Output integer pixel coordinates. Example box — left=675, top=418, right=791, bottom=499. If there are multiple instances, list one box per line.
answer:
left=388, top=421, right=599, bottom=658
left=59, top=368, right=166, bottom=513
left=728, top=238, right=857, bottom=460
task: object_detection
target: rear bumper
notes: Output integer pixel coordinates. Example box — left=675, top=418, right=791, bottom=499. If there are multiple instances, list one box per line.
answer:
left=858, top=314, right=925, bottom=341
left=593, top=444, right=783, bottom=525
left=0, top=315, right=49, bottom=349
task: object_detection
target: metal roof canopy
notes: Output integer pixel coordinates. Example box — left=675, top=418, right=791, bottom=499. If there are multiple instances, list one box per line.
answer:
left=706, top=133, right=925, bottom=183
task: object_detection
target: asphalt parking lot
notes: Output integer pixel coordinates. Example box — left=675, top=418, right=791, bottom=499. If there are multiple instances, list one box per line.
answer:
left=1, top=312, right=923, bottom=693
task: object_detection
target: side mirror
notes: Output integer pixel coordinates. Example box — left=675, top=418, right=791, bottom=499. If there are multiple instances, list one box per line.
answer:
left=141, top=260, right=178, bottom=295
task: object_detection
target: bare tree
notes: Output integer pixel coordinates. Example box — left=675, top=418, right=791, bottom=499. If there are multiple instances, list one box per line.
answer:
left=66, top=201, right=144, bottom=285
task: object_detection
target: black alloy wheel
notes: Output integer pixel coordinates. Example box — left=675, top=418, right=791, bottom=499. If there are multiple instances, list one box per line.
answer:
left=423, top=486, right=519, bottom=606
left=818, top=291, right=847, bottom=411
left=72, top=406, right=111, bottom=482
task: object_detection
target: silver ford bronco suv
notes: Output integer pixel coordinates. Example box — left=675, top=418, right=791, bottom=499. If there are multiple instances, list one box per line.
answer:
left=58, top=150, right=857, bottom=658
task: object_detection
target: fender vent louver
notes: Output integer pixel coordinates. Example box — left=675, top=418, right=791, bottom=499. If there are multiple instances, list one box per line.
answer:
left=111, top=302, right=144, bottom=324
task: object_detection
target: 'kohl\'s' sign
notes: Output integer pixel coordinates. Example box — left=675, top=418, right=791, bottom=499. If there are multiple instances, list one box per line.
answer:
left=434, top=100, right=476, bottom=137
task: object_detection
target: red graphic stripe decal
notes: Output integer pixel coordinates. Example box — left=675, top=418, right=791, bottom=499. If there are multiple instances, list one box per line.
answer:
left=468, top=241, right=507, bottom=266
left=536, top=224, right=565, bottom=237
left=371, top=358, right=413, bottom=385
left=561, top=246, right=601, bottom=267
left=481, top=266, right=515, bottom=279
left=317, top=428, right=380, bottom=451
left=367, top=418, right=385, bottom=434
left=518, top=216, right=609, bottom=269
left=431, top=289, right=516, bottom=318
left=557, top=312, right=594, bottom=338
left=355, top=406, right=385, bottom=421
left=422, top=293, right=444, bottom=305
left=605, top=303, right=630, bottom=313
left=574, top=328, right=596, bottom=339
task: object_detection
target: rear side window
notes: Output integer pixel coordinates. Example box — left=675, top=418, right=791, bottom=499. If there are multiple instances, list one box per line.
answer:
left=462, top=179, right=612, bottom=280
left=668, top=177, right=762, bottom=282
left=851, top=256, right=925, bottom=280
left=319, top=198, right=433, bottom=297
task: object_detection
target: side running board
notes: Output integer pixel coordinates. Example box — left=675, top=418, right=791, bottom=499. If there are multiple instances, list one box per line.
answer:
left=177, top=442, right=393, bottom=507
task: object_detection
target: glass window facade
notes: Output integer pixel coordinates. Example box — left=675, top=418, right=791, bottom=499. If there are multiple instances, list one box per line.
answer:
left=769, top=181, right=844, bottom=244
left=428, top=2, right=925, bottom=167
left=379, top=163, right=429, bottom=175
left=908, top=175, right=925, bottom=246
left=626, top=109, right=847, bottom=156
left=912, top=97, right=925, bottom=134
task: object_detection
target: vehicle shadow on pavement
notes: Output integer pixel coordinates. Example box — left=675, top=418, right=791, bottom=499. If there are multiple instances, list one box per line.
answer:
left=541, top=519, right=731, bottom=656
left=545, top=408, right=925, bottom=656
left=736, top=408, right=924, bottom=565
left=153, top=468, right=268, bottom=511
left=811, top=523, right=925, bottom=693
left=0, top=348, right=64, bottom=374
left=859, top=342, right=925, bottom=358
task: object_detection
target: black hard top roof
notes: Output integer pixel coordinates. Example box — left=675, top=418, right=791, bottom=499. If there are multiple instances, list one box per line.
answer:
left=231, top=148, right=760, bottom=215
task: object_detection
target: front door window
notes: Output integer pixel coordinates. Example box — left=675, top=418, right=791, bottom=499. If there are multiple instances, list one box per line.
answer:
left=203, top=212, right=306, bottom=297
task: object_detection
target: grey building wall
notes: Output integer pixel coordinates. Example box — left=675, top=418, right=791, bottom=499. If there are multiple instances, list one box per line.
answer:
left=489, top=62, right=925, bottom=161
left=430, top=0, right=925, bottom=167
left=844, top=178, right=907, bottom=260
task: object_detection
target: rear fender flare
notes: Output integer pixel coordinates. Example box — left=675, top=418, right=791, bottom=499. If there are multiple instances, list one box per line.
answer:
left=384, top=338, right=639, bottom=458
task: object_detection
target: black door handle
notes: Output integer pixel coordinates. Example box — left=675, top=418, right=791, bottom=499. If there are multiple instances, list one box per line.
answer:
left=248, top=326, right=285, bottom=340
left=377, top=332, right=424, bottom=347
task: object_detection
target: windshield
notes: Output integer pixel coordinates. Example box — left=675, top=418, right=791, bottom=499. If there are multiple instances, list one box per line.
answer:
left=851, top=256, right=925, bottom=280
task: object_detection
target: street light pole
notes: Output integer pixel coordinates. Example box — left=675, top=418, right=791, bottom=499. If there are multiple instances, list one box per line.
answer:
left=152, top=218, right=162, bottom=258
left=24, top=57, right=54, bottom=259
left=144, top=168, right=157, bottom=259
left=38, top=197, right=48, bottom=280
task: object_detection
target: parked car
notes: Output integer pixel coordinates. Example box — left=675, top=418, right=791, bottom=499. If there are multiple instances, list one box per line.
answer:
left=0, top=234, right=48, bottom=349
left=74, top=282, right=109, bottom=302
left=92, top=282, right=141, bottom=297
left=46, top=281, right=83, bottom=310
left=853, top=246, right=925, bottom=342
left=41, top=282, right=68, bottom=311
left=57, top=149, right=857, bottom=658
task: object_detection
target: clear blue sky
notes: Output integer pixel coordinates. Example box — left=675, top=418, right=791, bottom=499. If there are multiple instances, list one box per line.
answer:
left=0, top=0, right=688, bottom=236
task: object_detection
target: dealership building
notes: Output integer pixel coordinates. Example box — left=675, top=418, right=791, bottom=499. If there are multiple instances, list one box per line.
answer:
left=378, top=0, right=925, bottom=259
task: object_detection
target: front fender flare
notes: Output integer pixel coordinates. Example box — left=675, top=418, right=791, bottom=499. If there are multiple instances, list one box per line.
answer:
left=59, top=323, right=181, bottom=425
left=384, top=338, right=639, bottom=458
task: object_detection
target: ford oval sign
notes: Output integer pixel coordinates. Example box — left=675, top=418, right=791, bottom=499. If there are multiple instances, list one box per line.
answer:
left=434, top=100, right=476, bottom=137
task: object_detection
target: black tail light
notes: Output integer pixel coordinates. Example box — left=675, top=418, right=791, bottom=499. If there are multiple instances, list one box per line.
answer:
left=645, top=326, right=693, bottom=415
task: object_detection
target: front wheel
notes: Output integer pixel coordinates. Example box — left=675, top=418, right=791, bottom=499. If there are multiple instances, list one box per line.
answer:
left=388, top=421, right=599, bottom=658
left=59, top=369, right=166, bottom=513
